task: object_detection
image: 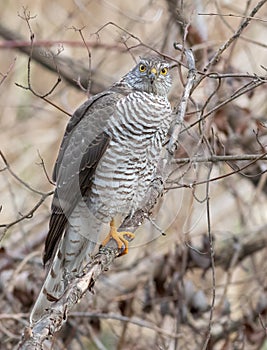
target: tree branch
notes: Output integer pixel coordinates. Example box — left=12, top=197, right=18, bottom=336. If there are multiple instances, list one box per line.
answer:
left=0, top=22, right=105, bottom=94
left=18, top=247, right=119, bottom=350
left=203, top=0, right=267, bottom=72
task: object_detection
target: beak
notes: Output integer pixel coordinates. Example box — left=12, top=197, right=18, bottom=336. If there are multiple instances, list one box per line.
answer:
left=149, top=67, right=157, bottom=82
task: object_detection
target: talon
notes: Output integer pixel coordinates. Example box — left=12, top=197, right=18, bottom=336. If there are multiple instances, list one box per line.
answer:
left=101, top=219, right=135, bottom=256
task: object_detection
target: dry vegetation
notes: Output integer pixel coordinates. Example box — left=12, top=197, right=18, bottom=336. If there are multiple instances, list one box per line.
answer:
left=0, top=0, right=267, bottom=349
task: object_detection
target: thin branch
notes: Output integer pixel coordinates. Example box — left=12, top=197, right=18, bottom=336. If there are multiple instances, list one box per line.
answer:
left=0, top=322, right=21, bottom=340
left=201, top=163, right=215, bottom=350
left=167, top=152, right=267, bottom=190
left=0, top=39, right=128, bottom=51
left=88, top=324, right=108, bottom=350
left=203, top=0, right=267, bottom=72
left=0, top=151, right=48, bottom=196
left=70, top=312, right=182, bottom=339
left=92, top=21, right=181, bottom=64
left=15, top=8, right=70, bottom=117
left=198, top=12, right=267, bottom=23
left=167, top=43, right=196, bottom=155
left=209, top=306, right=266, bottom=347
left=185, top=78, right=266, bottom=132
left=71, top=26, right=92, bottom=95
left=0, top=23, right=104, bottom=95
left=37, top=151, right=55, bottom=186
left=205, top=72, right=267, bottom=79
left=0, top=151, right=55, bottom=242
left=0, top=191, right=54, bottom=242
left=0, top=57, right=16, bottom=86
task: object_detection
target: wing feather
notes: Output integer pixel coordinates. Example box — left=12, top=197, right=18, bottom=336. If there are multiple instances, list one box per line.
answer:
left=43, top=90, right=124, bottom=264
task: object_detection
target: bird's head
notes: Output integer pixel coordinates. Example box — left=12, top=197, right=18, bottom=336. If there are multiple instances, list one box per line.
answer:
left=123, top=57, right=172, bottom=96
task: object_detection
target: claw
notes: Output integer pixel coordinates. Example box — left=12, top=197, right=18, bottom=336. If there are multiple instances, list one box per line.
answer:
left=101, top=219, right=135, bottom=256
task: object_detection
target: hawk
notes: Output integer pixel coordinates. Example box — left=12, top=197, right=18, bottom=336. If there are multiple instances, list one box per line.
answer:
left=30, top=57, right=173, bottom=322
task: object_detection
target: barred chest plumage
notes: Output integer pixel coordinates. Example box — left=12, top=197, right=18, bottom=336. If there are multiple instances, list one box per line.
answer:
left=88, top=91, right=172, bottom=222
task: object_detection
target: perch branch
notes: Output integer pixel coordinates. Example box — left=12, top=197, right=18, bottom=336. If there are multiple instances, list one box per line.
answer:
left=18, top=247, right=119, bottom=350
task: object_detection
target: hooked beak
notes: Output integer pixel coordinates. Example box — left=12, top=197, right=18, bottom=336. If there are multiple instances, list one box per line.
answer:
left=149, top=67, right=157, bottom=82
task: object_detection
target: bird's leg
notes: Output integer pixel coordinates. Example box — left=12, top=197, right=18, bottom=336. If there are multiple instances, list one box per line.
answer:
left=101, top=218, right=135, bottom=256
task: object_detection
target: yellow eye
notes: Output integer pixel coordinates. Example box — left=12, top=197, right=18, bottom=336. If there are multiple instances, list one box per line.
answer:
left=139, top=64, right=147, bottom=72
left=160, top=67, right=168, bottom=75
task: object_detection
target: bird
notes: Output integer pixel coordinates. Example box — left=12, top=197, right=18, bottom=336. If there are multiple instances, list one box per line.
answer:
left=30, top=56, right=173, bottom=323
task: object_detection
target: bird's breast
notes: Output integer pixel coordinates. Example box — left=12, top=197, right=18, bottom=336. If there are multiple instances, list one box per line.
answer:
left=87, top=91, right=172, bottom=221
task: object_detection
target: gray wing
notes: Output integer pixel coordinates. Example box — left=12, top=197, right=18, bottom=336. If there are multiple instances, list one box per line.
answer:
left=43, top=90, right=124, bottom=264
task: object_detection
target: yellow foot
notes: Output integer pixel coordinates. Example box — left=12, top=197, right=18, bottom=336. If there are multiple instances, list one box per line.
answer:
left=101, top=219, right=135, bottom=256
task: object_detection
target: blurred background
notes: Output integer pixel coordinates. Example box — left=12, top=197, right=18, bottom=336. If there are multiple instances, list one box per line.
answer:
left=0, top=0, right=267, bottom=349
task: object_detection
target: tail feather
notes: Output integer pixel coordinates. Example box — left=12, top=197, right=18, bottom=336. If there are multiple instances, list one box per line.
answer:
left=30, top=232, right=97, bottom=323
left=30, top=201, right=103, bottom=323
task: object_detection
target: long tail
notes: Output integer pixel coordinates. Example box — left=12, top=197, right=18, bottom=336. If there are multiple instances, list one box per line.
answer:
left=30, top=201, right=102, bottom=323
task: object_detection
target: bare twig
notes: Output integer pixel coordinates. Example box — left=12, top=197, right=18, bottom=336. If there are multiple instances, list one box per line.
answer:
left=0, top=57, right=16, bottom=86
left=201, top=163, right=215, bottom=350
left=167, top=43, right=196, bottom=155
left=0, top=151, right=48, bottom=196
left=87, top=324, right=108, bottom=350
left=0, top=22, right=106, bottom=94
left=0, top=151, right=54, bottom=242
left=93, top=21, right=181, bottom=64
left=166, top=152, right=267, bottom=190
left=70, top=26, right=92, bottom=95
left=187, top=78, right=266, bottom=131
left=15, top=8, right=69, bottom=117
left=172, top=153, right=267, bottom=164
left=203, top=0, right=267, bottom=72
left=198, top=12, right=267, bottom=23
left=70, top=312, right=182, bottom=339
left=0, top=191, right=53, bottom=242
left=37, top=151, right=55, bottom=186
left=0, top=39, right=128, bottom=51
